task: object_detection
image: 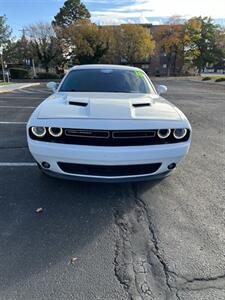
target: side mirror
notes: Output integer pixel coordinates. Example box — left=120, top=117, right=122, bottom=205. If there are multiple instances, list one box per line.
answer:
left=47, top=82, right=58, bottom=93
left=157, top=85, right=167, bottom=95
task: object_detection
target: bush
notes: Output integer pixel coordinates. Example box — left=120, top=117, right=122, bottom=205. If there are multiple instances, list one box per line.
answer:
left=37, top=72, right=59, bottom=79
left=155, top=70, right=160, bottom=77
left=202, top=77, right=211, bottom=81
left=10, top=68, right=30, bottom=79
left=215, top=78, right=225, bottom=82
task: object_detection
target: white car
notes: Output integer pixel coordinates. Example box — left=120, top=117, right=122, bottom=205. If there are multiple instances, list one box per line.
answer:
left=27, top=65, right=191, bottom=182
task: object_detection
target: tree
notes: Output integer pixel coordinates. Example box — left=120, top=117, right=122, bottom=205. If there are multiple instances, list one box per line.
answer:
left=0, top=15, right=11, bottom=46
left=184, top=17, right=222, bottom=73
left=99, top=26, right=121, bottom=64
left=118, top=24, right=155, bottom=65
left=25, top=23, right=63, bottom=73
left=212, top=27, right=225, bottom=71
left=154, top=23, right=185, bottom=76
left=52, top=0, right=90, bottom=28
left=4, top=33, right=33, bottom=65
left=63, top=20, right=108, bottom=64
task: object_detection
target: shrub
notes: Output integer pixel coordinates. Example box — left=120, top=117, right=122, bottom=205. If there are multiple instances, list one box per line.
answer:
left=215, top=78, right=225, bottom=82
left=37, top=72, right=59, bottom=79
left=202, top=77, right=211, bottom=81
left=155, top=70, right=160, bottom=77
left=10, top=68, right=30, bottom=79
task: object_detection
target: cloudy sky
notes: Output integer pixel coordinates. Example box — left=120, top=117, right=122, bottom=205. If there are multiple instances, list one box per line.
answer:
left=88, top=0, right=225, bottom=25
left=1, top=0, right=225, bottom=36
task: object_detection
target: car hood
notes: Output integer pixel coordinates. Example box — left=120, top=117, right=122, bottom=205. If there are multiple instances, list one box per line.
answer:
left=37, top=92, right=182, bottom=121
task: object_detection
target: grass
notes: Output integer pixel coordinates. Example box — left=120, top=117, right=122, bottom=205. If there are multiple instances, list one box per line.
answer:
left=201, top=74, right=225, bottom=79
left=0, top=82, right=13, bottom=86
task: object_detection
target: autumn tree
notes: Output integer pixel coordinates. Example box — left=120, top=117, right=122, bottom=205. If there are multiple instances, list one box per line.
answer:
left=100, top=26, right=121, bottom=64
left=118, top=24, right=155, bottom=65
left=52, top=0, right=90, bottom=28
left=63, top=20, right=108, bottom=64
left=155, top=22, right=185, bottom=76
left=25, top=23, right=63, bottom=73
left=184, top=17, right=222, bottom=73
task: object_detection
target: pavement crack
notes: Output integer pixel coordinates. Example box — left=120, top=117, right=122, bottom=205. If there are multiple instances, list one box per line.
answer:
left=132, top=184, right=177, bottom=299
left=113, top=186, right=176, bottom=300
left=113, top=185, right=225, bottom=299
left=177, top=274, right=225, bottom=292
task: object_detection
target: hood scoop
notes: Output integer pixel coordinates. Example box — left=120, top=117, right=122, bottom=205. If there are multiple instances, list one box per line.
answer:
left=132, top=103, right=151, bottom=108
left=68, top=101, right=88, bottom=107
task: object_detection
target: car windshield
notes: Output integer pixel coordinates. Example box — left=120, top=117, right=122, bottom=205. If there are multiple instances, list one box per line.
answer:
left=59, top=69, right=152, bottom=93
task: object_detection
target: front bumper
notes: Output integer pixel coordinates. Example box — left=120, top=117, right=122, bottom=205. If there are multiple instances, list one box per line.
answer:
left=28, top=139, right=190, bottom=182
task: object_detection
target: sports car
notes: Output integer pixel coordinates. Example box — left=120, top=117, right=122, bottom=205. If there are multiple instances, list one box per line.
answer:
left=27, top=65, right=192, bottom=182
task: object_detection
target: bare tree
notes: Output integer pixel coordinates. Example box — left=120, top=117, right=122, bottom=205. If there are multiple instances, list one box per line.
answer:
left=25, top=22, right=63, bottom=73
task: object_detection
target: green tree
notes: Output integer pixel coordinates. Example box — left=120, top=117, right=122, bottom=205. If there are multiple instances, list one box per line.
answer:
left=4, top=34, right=33, bottom=65
left=184, top=17, right=222, bottom=73
left=213, top=27, right=225, bottom=71
left=118, top=24, right=155, bottom=65
left=52, top=0, right=90, bottom=28
left=63, top=20, right=108, bottom=64
left=0, top=15, right=11, bottom=46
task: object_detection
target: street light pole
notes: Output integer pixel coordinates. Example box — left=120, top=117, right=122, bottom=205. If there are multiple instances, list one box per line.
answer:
left=0, top=46, right=5, bottom=82
left=32, top=58, right=37, bottom=78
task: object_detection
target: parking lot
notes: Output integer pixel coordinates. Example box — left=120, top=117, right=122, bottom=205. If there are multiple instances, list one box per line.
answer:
left=0, top=79, right=224, bottom=300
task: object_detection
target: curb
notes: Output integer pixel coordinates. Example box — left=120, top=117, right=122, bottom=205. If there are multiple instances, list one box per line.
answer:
left=0, top=82, right=40, bottom=93
left=189, top=79, right=225, bottom=86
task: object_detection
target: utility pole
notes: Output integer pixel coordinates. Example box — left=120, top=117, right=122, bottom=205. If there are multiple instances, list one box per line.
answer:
left=32, top=58, right=37, bottom=78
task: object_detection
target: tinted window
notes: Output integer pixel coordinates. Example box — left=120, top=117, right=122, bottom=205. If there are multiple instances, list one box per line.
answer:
left=60, top=69, right=152, bottom=93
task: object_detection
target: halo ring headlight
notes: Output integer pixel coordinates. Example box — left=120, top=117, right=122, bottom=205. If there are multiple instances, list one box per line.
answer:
left=48, top=127, right=63, bottom=137
left=157, top=129, right=171, bottom=139
left=31, top=126, right=46, bottom=138
left=173, top=128, right=187, bottom=139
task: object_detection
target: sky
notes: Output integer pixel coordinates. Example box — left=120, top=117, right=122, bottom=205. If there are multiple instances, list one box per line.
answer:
left=0, top=0, right=225, bottom=37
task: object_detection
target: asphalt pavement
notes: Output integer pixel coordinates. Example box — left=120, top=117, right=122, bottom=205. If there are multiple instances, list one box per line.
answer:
left=0, top=80, right=224, bottom=300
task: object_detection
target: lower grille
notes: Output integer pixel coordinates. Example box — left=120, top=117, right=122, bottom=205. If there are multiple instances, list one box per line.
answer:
left=57, top=162, right=161, bottom=177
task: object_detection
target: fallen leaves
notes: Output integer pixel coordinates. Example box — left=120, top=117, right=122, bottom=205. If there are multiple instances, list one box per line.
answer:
left=35, top=207, right=44, bottom=213
left=69, top=256, right=78, bottom=265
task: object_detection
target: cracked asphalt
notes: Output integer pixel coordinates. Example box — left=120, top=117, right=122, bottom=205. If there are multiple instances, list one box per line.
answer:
left=0, top=79, right=224, bottom=300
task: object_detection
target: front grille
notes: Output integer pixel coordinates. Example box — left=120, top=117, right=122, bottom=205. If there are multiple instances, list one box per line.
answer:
left=29, top=128, right=190, bottom=146
left=65, top=129, right=110, bottom=138
left=112, top=130, right=155, bottom=138
left=57, top=162, right=162, bottom=177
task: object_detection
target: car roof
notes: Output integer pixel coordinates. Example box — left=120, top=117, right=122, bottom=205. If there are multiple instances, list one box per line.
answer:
left=70, top=64, right=142, bottom=72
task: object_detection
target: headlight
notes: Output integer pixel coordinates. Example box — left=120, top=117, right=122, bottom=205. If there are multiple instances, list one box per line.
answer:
left=31, top=126, right=46, bottom=137
left=157, top=129, right=171, bottom=139
left=48, top=127, right=63, bottom=137
left=173, top=128, right=187, bottom=139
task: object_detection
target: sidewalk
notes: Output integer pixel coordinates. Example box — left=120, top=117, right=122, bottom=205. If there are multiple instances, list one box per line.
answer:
left=0, top=82, right=40, bottom=93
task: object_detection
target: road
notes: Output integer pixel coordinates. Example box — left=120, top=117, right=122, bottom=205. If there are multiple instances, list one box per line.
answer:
left=0, top=79, right=224, bottom=300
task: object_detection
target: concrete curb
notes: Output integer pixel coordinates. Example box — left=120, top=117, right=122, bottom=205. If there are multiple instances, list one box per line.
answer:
left=0, top=82, right=40, bottom=93
left=189, top=79, right=225, bottom=86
